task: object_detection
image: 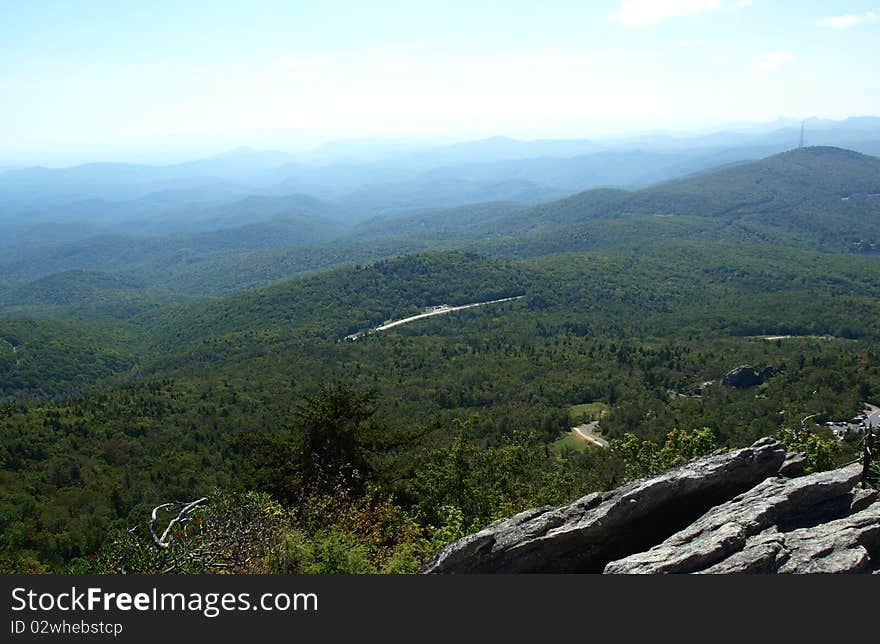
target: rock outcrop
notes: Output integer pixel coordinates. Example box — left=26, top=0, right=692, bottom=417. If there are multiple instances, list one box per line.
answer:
left=722, top=365, right=776, bottom=388
left=605, top=463, right=878, bottom=573
left=421, top=438, right=879, bottom=574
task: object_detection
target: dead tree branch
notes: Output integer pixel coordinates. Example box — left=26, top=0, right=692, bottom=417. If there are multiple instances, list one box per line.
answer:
left=149, top=498, right=208, bottom=550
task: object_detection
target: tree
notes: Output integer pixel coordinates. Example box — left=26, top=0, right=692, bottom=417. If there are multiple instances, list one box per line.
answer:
left=240, top=383, right=378, bottom=504
left=296, top=383, right=377, bottom=495
left=777, top=428, right=840, bottom=474
left=612, top=428, right=717, bottom=479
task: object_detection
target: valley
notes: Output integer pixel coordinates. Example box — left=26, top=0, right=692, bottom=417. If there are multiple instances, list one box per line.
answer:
left=1, top=141, right=880, bottom=574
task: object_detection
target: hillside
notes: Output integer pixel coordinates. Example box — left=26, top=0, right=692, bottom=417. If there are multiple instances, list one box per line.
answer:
left=465, top=147, right=880, bottom=250
left=347, top=202, right=524, bottom=242
left=343, top=147, right=880, bottom=266
left=3, top=148, right=880, bottom=573
left=0, top=213, right=342, bottom=292
left=0, top=315, right=140, bottom=399
left=140, top=252, right=529, bottom=351
left=2, top=147, right=878, bottom=299
left=0, top=270, right=193, bottom=322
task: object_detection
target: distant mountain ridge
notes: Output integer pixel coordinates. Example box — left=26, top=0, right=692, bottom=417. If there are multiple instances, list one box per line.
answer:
left=3, top=116, right=879, bottom=243
left=353, top=147, right=880, bottom=252
left=1, top=145, right=879, bottom=300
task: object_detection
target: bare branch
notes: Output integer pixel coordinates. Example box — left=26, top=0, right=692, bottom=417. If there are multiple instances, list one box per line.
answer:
left=149, top=498, right=208, bottom=550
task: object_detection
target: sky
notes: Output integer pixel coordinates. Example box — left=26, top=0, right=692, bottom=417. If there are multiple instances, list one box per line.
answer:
left=1, top=0, right=879, bottom=164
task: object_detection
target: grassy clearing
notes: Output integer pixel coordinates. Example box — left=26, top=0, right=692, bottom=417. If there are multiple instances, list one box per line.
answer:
left=549, top=431, right=592, bottom=454
left=568, top=402, right=608, bottom=424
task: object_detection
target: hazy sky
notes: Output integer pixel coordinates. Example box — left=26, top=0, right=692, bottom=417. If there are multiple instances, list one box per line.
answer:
left=2, top=0, right=879, bottom=163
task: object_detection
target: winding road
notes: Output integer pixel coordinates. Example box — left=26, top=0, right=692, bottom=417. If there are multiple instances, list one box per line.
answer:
left=373, top=296, right=525, bottom=332
left=572, top=421, right=610, bottom=449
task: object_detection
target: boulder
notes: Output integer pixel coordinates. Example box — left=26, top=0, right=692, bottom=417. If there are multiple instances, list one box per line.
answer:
left=722, top=365, right=774, bottom=388
left=704, top=501, right=880, bottom=574
left=604, top=463, right=870, bottom=573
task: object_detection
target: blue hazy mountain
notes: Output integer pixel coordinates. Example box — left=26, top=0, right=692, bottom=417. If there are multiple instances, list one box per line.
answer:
left=3, top=117, right=880, bottom=270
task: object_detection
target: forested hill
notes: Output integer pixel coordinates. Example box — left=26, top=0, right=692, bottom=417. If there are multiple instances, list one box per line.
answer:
left=345, top=146, right=880, bottom=259
left=1, top=147, right=878, bottom=300
left=5, top=197, right=880, bottom=570
left=516, top=146, right=880, bottom=224
left=139, top=252, right=528, bottom=351
left=4, top=239, right=880, bottom=571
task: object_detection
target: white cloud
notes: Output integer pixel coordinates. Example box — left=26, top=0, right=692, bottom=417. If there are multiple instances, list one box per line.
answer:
left=610, top=0, right=723, bottom=27
left=818, top=11, right=878, bottom=28
left=758, top=51, right=795, bottom=73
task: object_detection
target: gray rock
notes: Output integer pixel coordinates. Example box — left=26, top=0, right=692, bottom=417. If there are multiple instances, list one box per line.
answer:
left=604, top=463, right=863, bottom=574
left=422, top=437, right=787, bottom=573
left=850, top=486, right=879, bottom=513
left=703, top=501, right=880, bottom=574
left=722, top=365, right=772, bottom=388
left=423, top=431, right=880, bottom=574
left=778, top=452, right=807, bottom=478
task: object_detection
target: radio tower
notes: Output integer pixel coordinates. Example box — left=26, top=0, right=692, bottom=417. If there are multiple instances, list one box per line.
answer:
left=799, top=120, right=805, bottom=148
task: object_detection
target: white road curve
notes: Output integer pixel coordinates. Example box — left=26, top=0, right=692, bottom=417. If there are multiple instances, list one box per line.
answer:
left=571, top=421, right=610, bottom=449
left=373, top=296, right=525, bottom=332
